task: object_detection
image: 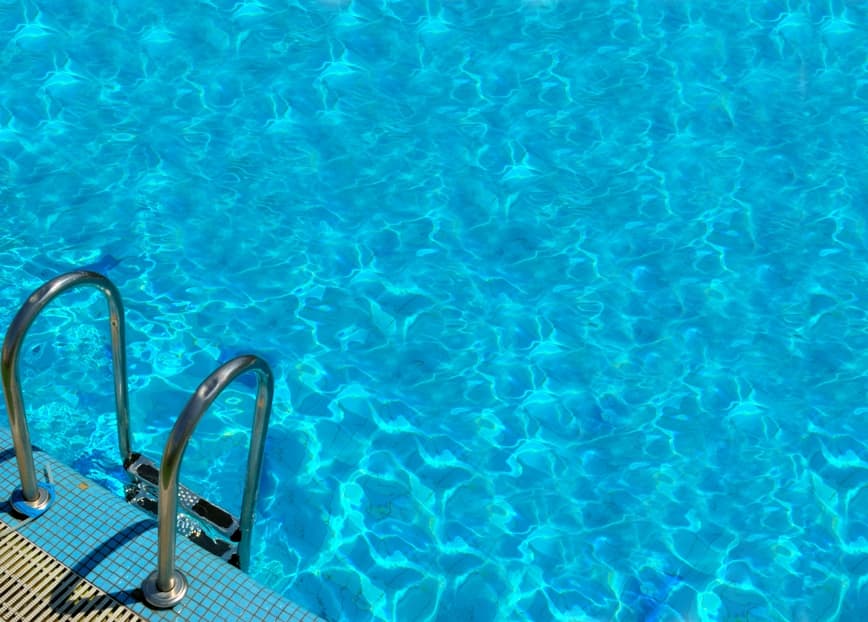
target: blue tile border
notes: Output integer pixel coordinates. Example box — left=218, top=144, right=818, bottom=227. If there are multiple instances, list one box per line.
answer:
left=0, top=428, right=325, bottom=622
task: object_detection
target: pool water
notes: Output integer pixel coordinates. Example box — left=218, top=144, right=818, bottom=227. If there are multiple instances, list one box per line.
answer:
left=1, top=0, right=867, bottom=620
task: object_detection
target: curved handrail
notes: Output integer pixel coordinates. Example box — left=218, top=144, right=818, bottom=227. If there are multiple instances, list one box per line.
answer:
left=141, top=354, right=274, bottom=609
left=1, top=271, right=131, bottom=515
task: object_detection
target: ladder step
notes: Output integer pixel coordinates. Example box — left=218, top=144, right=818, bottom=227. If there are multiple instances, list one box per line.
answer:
left=123, top=453, right=241, bottom=567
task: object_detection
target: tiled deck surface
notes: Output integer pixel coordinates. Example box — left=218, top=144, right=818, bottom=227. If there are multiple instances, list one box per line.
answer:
left=0, top=519, right=147, bottom=621
left=0, top=428, right=324, bottom=622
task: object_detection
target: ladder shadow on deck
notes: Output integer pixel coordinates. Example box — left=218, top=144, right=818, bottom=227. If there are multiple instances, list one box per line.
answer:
left=49, top=519, right=157, bottom=611
left=0, top=517, right=150, bottom=621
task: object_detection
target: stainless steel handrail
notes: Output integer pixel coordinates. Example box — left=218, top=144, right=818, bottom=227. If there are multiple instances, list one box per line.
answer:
left=1, top=271, right=131, bottom=515
left=141, top=354, right=274, bottom=609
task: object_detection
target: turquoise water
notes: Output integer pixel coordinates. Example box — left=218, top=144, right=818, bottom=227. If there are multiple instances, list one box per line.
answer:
left=1, top=0, right=867, bottom=620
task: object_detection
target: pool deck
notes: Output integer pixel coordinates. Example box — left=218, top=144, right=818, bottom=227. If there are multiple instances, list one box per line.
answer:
left=0, top=427, right=324, bottom=622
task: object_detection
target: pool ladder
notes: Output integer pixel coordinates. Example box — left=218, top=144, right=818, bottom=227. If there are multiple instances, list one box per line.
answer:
left=0, top=270, right=273, bottom=608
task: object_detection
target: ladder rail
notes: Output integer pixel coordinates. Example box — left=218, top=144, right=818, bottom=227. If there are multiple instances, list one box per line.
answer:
left=0, top=271, right=131, bottom=514
left=141, top=354, right=274, bottom=609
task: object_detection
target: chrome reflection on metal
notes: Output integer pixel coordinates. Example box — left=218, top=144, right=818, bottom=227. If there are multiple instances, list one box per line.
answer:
left=141, top=569, right=188, bottom=609
left=9, top=485, right=52, bottom=517
left=144, top=355, right=273, bottom=607
left=1, top=271, right=131, bottom=513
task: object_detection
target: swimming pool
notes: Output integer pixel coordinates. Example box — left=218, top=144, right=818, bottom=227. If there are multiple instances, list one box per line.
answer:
left=1, top=0, right=867, bottom=620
